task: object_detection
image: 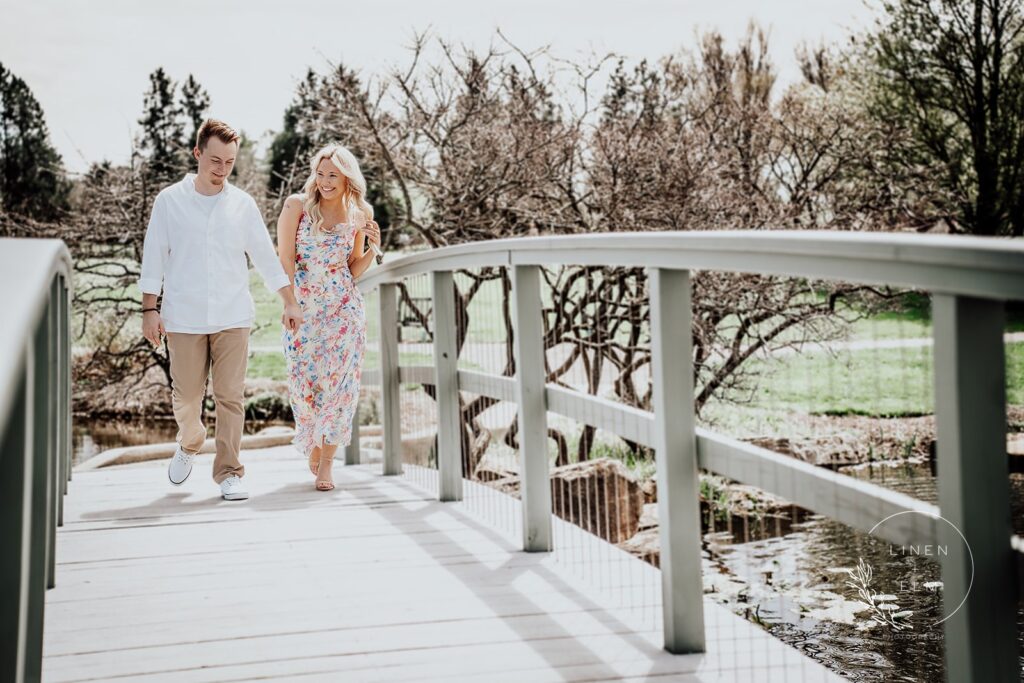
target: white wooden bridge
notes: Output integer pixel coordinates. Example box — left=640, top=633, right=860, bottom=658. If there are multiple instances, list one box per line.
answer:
left=4, top=232, right=1024, bottom=682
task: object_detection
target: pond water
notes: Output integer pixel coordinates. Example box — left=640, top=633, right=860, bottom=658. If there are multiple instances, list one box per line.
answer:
left=72, top=416, right=289, bottom=466
left=703, top=462, right=1024, bottom=682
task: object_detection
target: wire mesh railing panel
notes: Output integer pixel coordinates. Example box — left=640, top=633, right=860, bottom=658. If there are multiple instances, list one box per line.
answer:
left=359, top=248, right=1023, bottom=682
left=356, top=286, right=382, bottom=465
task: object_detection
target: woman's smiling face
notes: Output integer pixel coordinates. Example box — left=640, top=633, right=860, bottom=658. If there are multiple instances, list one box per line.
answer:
left=316, top=158, right=347, bottom=198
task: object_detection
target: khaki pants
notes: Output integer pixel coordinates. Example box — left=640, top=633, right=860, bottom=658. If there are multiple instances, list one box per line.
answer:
left=166, top=327, right=249, bottom=483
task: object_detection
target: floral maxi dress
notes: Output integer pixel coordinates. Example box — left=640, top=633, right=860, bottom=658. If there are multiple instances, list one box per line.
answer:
left=284, top=211, right=366, bottom=457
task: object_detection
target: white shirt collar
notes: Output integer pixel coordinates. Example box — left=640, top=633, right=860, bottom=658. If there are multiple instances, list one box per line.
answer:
left=182, top=172, right=232, bottom=200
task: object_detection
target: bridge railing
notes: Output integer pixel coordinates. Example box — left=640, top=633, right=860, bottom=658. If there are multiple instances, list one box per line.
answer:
left=0, top=238, right=73, bottom=683
left=354, top=230, right=1024, bottom=683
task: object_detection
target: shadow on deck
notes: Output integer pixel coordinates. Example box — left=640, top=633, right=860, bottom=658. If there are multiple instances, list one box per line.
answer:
left=44, top=447, right=841, bottom=682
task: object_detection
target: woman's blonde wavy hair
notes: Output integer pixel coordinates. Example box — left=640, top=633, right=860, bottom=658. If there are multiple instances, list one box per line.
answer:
left=301, top=143, right=374, bottom=234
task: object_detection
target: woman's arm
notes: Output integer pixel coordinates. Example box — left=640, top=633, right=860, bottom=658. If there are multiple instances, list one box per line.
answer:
left=348, top=219, right=381, bottom=280
left=348, top=228, right=375, bottom=279
left=276, top=194, right=303, bottom=285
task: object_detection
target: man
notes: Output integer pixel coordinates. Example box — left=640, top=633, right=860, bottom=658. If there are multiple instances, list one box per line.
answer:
left=139, top=119, right=302, bottom=501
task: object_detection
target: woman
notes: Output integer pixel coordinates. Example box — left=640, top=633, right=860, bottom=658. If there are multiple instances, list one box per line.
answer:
left=277, top=143, right=381, bottom=491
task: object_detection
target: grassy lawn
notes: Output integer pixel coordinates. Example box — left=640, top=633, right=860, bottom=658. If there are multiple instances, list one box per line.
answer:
left=245, top=269, right=1024, bottom=410
left=247, top=349, right=436, bottom=381
left=745, top=345, right=936, bottom=417
left=717, top=341, right=1024, bottom=418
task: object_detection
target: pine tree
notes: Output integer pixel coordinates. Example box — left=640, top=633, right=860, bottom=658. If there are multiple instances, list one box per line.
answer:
left=137, top=68, right=185, bottom=187
left=0, top=62, right=70, bottom=220
left=179, top=74, right=210, bottom=151
left=267, top=69, right=322, bottom=194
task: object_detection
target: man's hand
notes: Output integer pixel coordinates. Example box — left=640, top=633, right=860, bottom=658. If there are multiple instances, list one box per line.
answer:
left=282, top=302, right=304, bottom=333
left=142, top=310, right=165, bottom=348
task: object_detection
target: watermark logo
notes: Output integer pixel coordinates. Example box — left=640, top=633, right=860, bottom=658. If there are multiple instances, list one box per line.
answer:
left=844, top=510, right=972, bottom=634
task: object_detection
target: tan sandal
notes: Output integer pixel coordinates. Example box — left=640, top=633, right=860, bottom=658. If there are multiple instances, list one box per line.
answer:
left=315, top=451, right=335, bottom=491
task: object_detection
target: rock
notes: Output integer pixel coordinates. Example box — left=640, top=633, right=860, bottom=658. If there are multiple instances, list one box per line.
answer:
left=725, top=484, right=792, bottom=516
left=618, top=528, right=661, bottom=567
left=640, top=478, right=657, bottom=504
left=360, top=424, right=383, bottom=437
left=638, top=503, right=658, bottom=531
left=257, top=425, right=294, bottom=436
left=474, top=460, right=518, bottom=483
left=473, top=457, right=646, bottom=544
left=488, top=476, right=522, bottom=497
left=549, top=458, right=646, bottom=544
left=244, top=392, right=293, bottom=421
left=243, top=378, right=289, bottom=398
left=747, top=435, right=866, bottom=468
left=356, top=427, right=437, bottom=466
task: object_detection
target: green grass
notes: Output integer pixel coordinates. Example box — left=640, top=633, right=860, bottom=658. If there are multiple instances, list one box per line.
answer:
left=246, top=352, right=290, bottom=381
left=745, top=344, right=936, bottom=417
left=246, top=349, right=437, bottom=381
left=711, top=341, right=1024, bottom=420
left=123, top=266, right=1024, bottom=412
left=846, top=314, right=932, bottom=342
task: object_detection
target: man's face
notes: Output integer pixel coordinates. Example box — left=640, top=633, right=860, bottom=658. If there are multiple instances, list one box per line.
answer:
left=194, top=137, right=238, bottom=186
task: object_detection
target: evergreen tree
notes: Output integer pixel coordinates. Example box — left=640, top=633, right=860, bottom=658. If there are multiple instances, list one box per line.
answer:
left=179, top=74, right=211, bottom=152
left=0, top=62, right=70, bottom=219
left=136, top=69, right=214, bottom=188
left=137, top=67, right=185, bottom=187
left=267, top=69, right=322, bottom=194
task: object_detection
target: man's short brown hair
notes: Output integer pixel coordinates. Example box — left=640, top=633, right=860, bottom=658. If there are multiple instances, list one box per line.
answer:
left=196, top=119, right=240, bottom=151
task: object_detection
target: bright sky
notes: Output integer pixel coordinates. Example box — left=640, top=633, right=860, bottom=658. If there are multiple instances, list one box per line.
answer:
left=1, top=0, right=877, bottom=173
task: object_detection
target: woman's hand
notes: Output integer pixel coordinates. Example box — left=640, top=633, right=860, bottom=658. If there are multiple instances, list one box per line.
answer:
left=364, top=219, right=381, bottom=250
left=281, top=302, right=304, bottom=333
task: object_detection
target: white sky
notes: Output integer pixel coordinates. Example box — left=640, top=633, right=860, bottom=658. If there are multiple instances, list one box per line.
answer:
left=1, top=0, right=877, bottom=173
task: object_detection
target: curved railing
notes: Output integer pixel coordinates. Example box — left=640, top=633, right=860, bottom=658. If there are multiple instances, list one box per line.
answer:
left=0, top=238, right=73, bottom=682
left=355, top=230, right=1024, bottom=682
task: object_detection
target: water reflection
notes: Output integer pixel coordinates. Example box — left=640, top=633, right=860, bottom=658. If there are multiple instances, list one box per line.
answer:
left=72, top=417, right=289, bottom=466
left=703, top=462, right=1024, bottom=682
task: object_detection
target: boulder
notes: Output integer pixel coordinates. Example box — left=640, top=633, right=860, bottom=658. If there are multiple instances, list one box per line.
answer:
left=618, top=528, right=661, bottom=567
left=244, top=392, right=292, bottom=421
left=549, top=458, right=646, bottom=544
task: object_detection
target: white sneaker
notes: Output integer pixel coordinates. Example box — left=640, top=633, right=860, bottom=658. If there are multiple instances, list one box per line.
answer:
left=220, top=475, right=249, bottom=501
left=168, top=446, right=194, bottom=485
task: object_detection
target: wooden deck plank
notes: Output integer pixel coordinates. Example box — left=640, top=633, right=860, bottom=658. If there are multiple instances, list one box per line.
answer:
left=44, top=447, right=845, bottom=682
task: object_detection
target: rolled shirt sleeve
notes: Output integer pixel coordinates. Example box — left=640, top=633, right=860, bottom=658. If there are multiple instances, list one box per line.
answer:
left=138, top=195, right=168, bottom=295
left=245, top=199, right=291, bottom=293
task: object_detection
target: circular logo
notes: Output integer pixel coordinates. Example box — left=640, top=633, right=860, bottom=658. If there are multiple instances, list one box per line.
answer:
left=843, top=511, right=973, bottom=633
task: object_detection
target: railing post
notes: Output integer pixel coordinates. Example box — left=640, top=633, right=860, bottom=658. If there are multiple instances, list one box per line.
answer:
left=511, top=265, right=552, bottom=552
left=344, top=411, right=360, bottom=466
left=648, top=267, right=705, bottom=654
left=933, top=295, right=1017, bottom=682
left=0, top=356, right=32, bottom=683
left=60, top=274, right=71, bottom=505
left=432, top=270, right=463, bottom=502
left=23, top=285, right=54, bottom=681
left=379, top=282, right=403, bottom=476
left=47, top=278, right=59, bottom=589
left=58, top=274, right=70, bottom=521
left=63, top=275, right=71, bottom=488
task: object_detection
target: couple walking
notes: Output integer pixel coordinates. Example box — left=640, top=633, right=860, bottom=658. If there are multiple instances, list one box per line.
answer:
left=139, top=119, right=379, bottom=500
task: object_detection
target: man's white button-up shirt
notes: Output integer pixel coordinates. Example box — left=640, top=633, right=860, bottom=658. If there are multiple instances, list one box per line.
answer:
left=138, top=173, right=291, bottom=334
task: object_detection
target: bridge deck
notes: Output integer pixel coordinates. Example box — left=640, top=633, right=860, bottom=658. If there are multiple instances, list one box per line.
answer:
left=44, top=447, right=843, bottom=682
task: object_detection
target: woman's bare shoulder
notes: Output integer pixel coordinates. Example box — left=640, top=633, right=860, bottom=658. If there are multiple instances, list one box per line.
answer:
left=282, top=193, right=305, bottom=213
